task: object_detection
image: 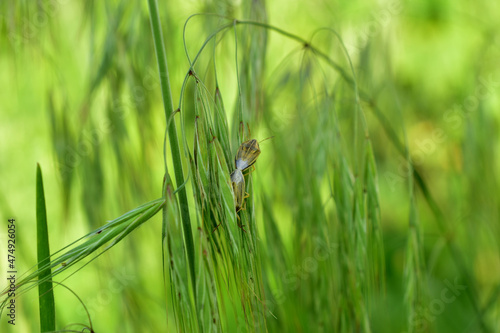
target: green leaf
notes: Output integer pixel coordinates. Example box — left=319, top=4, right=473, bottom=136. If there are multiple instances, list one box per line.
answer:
left=147, top=0, right=197, bottom=305
left=36, top=164, right=56, bottom=332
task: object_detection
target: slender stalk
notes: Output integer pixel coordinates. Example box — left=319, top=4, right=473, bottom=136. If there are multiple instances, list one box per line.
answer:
left=146, top=0, right=196, bottom=297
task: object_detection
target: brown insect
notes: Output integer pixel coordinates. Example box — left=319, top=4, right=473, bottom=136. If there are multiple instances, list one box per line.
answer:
left=230, top=168, right=248, bottom=212
left=234, top=139, right=261, bottom=172
left=214, top=137, right=271, bottom=233
left=231, top=137, right=272, bottom=212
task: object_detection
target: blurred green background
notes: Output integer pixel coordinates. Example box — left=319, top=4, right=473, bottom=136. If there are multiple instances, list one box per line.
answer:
left=1, top=0, right=499, bottom=332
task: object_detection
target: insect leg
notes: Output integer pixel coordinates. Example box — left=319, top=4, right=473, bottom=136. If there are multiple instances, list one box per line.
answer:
left=235, top=210, right=247, bottom=233
left=243, top=165, right=256, bottom=176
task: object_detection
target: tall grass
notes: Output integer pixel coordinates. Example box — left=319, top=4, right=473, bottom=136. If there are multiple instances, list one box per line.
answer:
left=1, top=1, right=499, bottom=332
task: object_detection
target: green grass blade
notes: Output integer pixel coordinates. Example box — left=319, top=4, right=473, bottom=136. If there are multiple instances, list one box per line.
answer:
left=36, top=164, right=55, bottom=332
left=1, top=198, right=165, bottom=304
left=146, top=0, right=196, bottom=300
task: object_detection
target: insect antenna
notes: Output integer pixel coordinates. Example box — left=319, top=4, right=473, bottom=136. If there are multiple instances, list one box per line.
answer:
left=258, top=136, right=274, bottom=143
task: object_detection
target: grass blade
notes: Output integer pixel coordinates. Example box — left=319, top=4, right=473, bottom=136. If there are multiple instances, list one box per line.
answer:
left=147, top=0, right=197, bottom=300
left=36, top=164, right=55, bottom=332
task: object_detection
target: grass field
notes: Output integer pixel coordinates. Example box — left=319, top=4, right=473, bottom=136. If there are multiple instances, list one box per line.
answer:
left=1, top=0, right=499, bottom=332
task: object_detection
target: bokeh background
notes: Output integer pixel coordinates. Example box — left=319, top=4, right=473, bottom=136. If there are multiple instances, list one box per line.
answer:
left=1, top=0, right=499, bottom=332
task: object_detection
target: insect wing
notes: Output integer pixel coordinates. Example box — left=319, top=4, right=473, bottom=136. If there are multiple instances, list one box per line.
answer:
left=230, top=169, right=245, bottom=211
left=235, top=139, right=261, bottom=171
